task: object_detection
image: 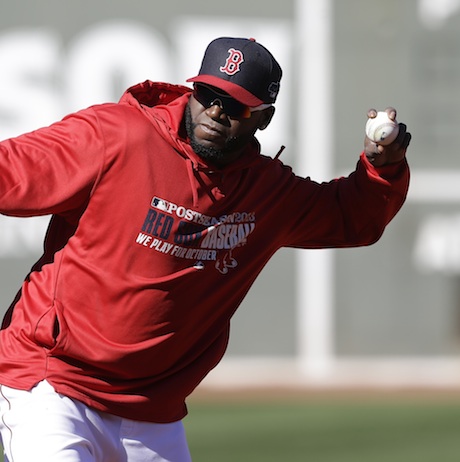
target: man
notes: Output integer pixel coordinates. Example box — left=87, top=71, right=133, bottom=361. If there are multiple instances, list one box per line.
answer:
left=0, top=37, right=410, bottom=461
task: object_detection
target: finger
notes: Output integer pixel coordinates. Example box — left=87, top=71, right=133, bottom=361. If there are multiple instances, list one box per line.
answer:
left=393, top=123, right=411, bottom=150
left=402, top=131, right=412, bottom=150
left=367, top=108, right=377, bottom=119
left=384, top=106, right=397, bottom=121
left=394, top=123, right=407, bottom=145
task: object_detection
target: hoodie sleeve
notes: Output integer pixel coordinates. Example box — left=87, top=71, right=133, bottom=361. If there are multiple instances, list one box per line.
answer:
left=0, top=106, right=107, bottom=217
left=284, top=152, right=410, bottom=249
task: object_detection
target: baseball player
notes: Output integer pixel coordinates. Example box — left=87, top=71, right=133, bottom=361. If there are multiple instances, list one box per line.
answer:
left=0, top=37, right=411, bottom=461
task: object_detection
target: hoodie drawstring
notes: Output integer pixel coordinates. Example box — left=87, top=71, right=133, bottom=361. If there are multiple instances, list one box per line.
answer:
left=186, top=158, right=200, bottom=208
left=274, top=145, right=286, bottom=160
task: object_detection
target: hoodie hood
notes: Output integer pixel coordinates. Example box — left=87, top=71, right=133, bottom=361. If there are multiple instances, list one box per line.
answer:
left=119, top=80, right=264, bottom=208
left=119, top=80, right=191, bottom=109
left=119, top=80, right=262, bottom=170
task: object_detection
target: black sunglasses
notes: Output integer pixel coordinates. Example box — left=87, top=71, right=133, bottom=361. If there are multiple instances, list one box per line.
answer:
left=193, top=84, right=252, bottom=119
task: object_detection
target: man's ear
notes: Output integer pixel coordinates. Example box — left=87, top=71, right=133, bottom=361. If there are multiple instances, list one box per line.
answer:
left=258, top=106, right=275, bottom=130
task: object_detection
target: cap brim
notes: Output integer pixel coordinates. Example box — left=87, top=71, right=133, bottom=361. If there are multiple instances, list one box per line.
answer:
left=186, top=75, right=264, bottom=107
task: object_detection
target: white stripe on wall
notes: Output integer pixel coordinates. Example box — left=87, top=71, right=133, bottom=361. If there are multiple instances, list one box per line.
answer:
left=295, top=0, right=335, bottom=380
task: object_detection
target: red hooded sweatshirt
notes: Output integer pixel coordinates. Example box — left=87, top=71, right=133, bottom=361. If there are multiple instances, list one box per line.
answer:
left=0, top=81, right=409, bottom=423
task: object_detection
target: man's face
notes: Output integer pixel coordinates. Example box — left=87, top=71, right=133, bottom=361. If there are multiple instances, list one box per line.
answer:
left=185, top=84, right=274, bottom=167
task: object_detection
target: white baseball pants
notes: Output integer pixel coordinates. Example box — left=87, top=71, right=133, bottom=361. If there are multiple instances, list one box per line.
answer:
left=0, top=380, right=192, bottom=462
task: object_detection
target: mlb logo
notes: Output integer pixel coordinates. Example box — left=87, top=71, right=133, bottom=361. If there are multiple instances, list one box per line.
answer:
left=151, top=197, right=169, bottom=212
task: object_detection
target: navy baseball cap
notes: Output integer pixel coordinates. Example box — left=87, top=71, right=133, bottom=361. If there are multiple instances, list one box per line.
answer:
left=187, top=37, right=282, bottom=107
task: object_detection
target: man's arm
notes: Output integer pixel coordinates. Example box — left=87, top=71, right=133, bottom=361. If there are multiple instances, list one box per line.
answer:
left=0, top=107, right=106, bottom=217
left=281, top=107, right=411, bottom=249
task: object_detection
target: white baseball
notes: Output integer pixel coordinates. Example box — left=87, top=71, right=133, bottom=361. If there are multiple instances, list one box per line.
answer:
left=365, top=111, right=399, bottom=145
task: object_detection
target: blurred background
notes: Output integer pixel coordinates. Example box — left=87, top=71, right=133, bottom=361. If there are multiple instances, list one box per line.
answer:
left=3, top=1, right=460, bottom=460
left=1, top=0, right=460, bottom=394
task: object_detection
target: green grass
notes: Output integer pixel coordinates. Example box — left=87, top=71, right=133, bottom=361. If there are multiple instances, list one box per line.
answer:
left=1, top=392, right=459, bottom=461
left=184, top=393, right=460, bottom=462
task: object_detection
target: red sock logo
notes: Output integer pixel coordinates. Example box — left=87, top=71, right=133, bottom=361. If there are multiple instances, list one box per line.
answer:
left=219, top=48, right=244, bottom=75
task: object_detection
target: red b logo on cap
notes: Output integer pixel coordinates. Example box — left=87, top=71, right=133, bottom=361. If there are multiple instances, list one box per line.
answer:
left=219, top=48, right=244, bottom=76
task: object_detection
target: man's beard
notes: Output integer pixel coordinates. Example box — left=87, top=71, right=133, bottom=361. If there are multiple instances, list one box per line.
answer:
left=184, top=104, right=247, bottom=165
